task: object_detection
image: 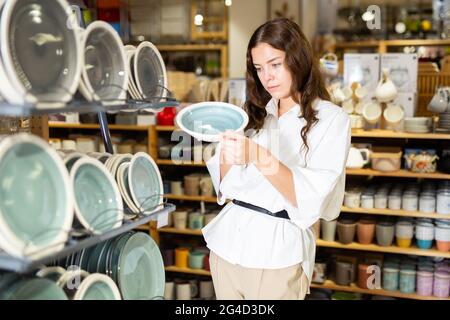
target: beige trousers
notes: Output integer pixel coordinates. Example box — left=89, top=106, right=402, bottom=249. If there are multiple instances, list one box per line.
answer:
left=209, top=251, right=309, bottom=300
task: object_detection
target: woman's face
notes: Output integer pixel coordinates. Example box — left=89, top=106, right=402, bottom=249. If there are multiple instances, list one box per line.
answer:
left=251, top=42, right=293, bottom=100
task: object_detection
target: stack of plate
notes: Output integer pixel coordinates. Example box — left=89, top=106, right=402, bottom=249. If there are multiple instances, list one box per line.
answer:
left=438, top=112, right=450, bottom=131
left=56, top=231, right=165, bottom=300
left=0, top=0, right=82, bottom=106
left=106, top=152, right=163, bottom=215
left=123, top=41, right=167, bottom=112
left=404, top=117, right=432, bottom=133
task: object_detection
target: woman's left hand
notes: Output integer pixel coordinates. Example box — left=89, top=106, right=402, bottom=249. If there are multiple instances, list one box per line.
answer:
left=220, top=131, right=259, bottom=165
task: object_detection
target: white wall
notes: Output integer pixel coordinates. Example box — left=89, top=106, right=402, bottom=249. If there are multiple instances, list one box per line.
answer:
left=229, top=0, right=268, bottom=78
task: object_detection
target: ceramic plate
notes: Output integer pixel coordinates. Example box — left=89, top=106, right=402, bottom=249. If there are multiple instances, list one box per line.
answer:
left=134, top=41, right=167, bottom=103
left=71, top=157, right=123, bottom=234
left=175, top=102, right=249, bottom=142
left=74, top=273, right=121, bottom=300
left=2, top=278, right=68, bottom=300
left=117, top=232, right=165, bottom=300
left=0, top=0, right=82, bottom=106
left=0, top=134, right=73, bottom=259
left=128, top=153, right=163, bottom=214
left=80, top=21, right=128, bottom=106
left=117, top=163, right=140, bottom=214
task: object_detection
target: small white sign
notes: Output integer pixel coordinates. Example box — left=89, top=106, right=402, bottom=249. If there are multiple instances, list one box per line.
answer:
left=344, top=54, right=380, bottom=99
left=381, top=53, right=418, bottom=93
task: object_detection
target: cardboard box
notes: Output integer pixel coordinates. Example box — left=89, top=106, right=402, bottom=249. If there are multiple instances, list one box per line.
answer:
left=228, top=78, right=246, bottom=108
left=344, top=54, right=380, bottom=98
left=393, top=92, right=417, bottom=118
left=381, top=53, right=418, bottom=93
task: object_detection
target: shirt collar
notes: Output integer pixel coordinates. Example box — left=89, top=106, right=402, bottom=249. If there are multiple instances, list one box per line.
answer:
left=265, top=98, right=302, bottom=118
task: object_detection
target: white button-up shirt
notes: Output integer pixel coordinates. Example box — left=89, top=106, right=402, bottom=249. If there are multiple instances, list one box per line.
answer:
left=202, top=98, right=351, bottom=287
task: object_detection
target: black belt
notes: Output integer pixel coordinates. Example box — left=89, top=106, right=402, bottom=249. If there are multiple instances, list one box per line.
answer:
left=232, top=200, right=290, bottom=220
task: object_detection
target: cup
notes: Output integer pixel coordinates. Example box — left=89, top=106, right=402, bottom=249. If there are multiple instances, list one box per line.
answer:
left=376, top=222, right=395, bottom=246
left=433, top=271, right=450, bottom=298
left=171, top=181, right=183, bottom=196
left=383, top=104, right=404, bottom=127
left=164, top=281, right=175, bottom=300
left=357, top=219, right=375, bottom=244
left=321, top=219, right=337, bottom=242
left=383, top=267, right=399, bottom=291
left=199, top=176, right=214, bottom=197
left=175, top=247, right=190, bottom=268
left=362, top=101, right=382, bottom=124
left=399, top=269, right=416, bottom=294
left=176, top=282, right=195, bottom=300
left=188, top=251, right=206, bottom=269
left=417, top=270, right=434, bottom=296
left=358, top=264, right=371, bottom=289
left=361, top=194, right=374, bottom=209
left=428, top=88, right=448, bottom=113
left=188, top=212, right=204, bottom=230
left=162, top=249, right=175, bottom=266
left=199, top=280, right=215, bottom=299
left=337, top=220, right=356, bottom=244
left=173, top=210, right=188, bottom=230
left=335, top=261, right=355, bottom=286
left=184, top=175, right=200, bottom=196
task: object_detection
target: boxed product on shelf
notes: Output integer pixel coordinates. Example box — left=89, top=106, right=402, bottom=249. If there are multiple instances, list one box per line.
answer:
left=344, top=54, right=380, bottom=98
left=381, top=53, right=418, bottom=93
left=228, top=78, right=246, bottom=107
left=393, top=92, right=417, bottom=118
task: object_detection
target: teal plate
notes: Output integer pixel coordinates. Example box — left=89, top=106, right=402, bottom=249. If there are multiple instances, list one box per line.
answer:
left=117, top=232, right=165, bottom=300
left=128, top=153, right=162, bottom=214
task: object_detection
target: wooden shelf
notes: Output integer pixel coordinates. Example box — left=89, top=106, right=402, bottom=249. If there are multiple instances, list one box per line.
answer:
left=157, top=44, right=227, bottom=52
left=155, top=125, right=178, bottom=132
left=159, top=227, right=203, bottom=236
left=164, top=194, right=217, bottom=203
left=351, top=129, right=450, bottom=140
left=49, top=122, right=150, bottom=131
left=335, top=39, right=450, bottom=50
left=341, top=206, right=450, bottom=220
left=157, top=159, right=207, bottom=167
left=165, top=266, right=211, bottom=276
left=316, top=239, right=450, bottom=258
left=310, top=280, right=450, bottom=300
left=346, top=168, right=450, bottom=180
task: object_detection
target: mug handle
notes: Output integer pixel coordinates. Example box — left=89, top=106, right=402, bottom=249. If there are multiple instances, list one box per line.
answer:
left=359, top=149, right=371, bottom=166
left=190, top=283, right=199, bottom=298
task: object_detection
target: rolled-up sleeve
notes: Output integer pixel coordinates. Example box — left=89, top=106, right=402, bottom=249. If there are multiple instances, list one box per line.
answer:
left=284, top=110, right=351, bottom=230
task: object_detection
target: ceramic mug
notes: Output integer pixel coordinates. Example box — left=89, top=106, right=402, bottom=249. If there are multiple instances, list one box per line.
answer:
left=164, top=281, right=175, bottom=300
left=173, top=210, right=188, bottom=229
left=171, top=181, right=183, bottom=196
left=383, top=104, right=405, bottom=127
left=175, top=247, right=190, bottom=268
left=375, top=69, right=398, bottom=103
left=199, top=176, right=214, bottom=197
left=184, top=175, right=200, bottom=196
left=335, top=261, right=355, bottom=286
left=428, top=88, right=448, bottom=113
left=362, top=101, right=382, bottom=124
left=199, top=280, right=215, bottom=299
left=321, top=219, right=337, bottom=242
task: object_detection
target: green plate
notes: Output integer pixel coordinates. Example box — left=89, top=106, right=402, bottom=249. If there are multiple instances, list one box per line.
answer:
left=117, top=232, right=165, bottom=300
left=74, top=274, right=121, bottom=300
left=128, top=153, right=163, bottom=214
left=71, top=157, right=123, bottom=234
left=0, top=134, right=73, bottom=258
left=4, top=278, right=68, bottom=300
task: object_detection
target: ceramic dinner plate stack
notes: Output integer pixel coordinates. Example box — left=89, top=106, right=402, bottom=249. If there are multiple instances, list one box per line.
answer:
left=404, top=117, right=432, bottom=133
left=0, top=0, right=82, bottom=107
left=53, top=231, right=165, bottom=300
left=105, top=152, right=164, bottom=215
left=438, top=112, right=450, bottom=131
left=123, top=41, right=167, bottom=112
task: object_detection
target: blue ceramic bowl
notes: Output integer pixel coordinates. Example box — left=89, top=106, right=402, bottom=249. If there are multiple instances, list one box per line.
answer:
left=417, top=239, right=433, bottom=249
left=175, top=102, right=249, bottom=142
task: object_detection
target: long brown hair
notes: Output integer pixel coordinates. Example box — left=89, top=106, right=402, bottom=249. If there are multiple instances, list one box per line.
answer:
left=244, top=18, right=330, bottom=154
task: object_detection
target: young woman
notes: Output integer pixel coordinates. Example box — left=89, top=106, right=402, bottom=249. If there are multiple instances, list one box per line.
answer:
left=202, top=18, right=351, bottom=299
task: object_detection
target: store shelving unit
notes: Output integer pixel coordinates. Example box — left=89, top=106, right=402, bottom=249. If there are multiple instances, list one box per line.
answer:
left=153, top=125, right=450, bottom=299
left=0, top=99, right=178, bottom=275
left=165, top=266, right=211, bottom=276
